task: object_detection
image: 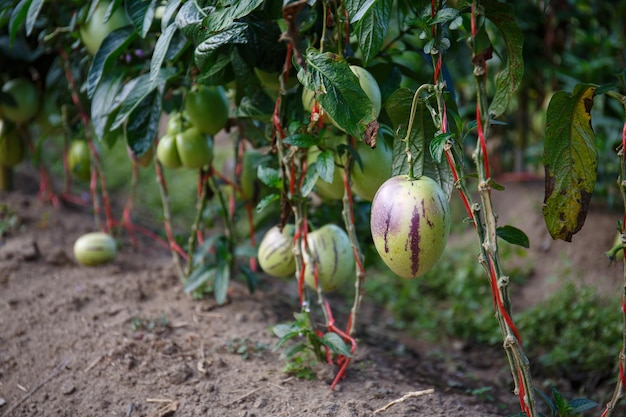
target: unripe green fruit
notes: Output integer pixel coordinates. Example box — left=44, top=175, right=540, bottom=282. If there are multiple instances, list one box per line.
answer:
left=166, top=111, right=186, bottom=135
left=303, top=224, right=354, bottom=292
left=68, top=140, right=91, bottom=181
left=0, top=128, right=26, bottom=167
left=73, top=232, right=117, bottom=266
left=184, top=86, right=229, bottom=136
left=156, top=134, right=182, bottom=169
left=175, top=126, right=213, bottom=169
left=80, top=1, right=129, bottom=55
left=370, top=175, right=450, bottom=278
left=254, top=67, right=298, bottom=92
left=258, top=225, right=296, bottom=278
left=351, top=140, right=393, bottom=201
left=1, top=78, right=39, bottom=124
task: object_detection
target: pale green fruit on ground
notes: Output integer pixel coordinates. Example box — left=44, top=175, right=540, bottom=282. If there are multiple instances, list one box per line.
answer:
left=303, top=224, right=354, bottom=292
left=351, top=140, right=393, bottom=201
left=370, top=175, right=450, bottom=278
left=175, top=126, right=213, bottom=169
left=258, top=225, right=296, bottom=278
left=73, top=232, right=117, bottom=266
left=80, top=1, right=129, bottom=55
left=1, top=78, right=39, bottom=124
left=156, top=134, right=182, bottom=169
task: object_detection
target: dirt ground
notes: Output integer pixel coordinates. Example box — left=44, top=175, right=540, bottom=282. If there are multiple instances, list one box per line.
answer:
left=1, top=173, right=624, bottom=417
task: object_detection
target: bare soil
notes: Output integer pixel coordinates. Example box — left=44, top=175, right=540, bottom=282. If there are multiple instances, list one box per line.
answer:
left=1, top=174, right=624, bottom=417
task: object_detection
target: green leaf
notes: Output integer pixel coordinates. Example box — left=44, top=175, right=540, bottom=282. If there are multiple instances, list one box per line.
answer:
left=91, top=73, right=125, bottom=141
left=386, top=88, right=453, bottom=197
left=161, top=0, right=180, bottom=32
left=174, top=0, right=206, bottom=44
left=111, top=68, right=178, bottom=130
left=204, top=0, right=264, bottom=33
left=321, top=332, right=352, bottom=357
left=430, top=7, right=460, bottom=25
left=184, top=266, right=215, bottom=294
left=484, top=0, right=524, bottom=118
left=194, top=22, right=248, bottom=70
left=345, top=0, right=376, bottom=23
left=9, top=0, right=30, bottom=44
left=300, top=164, right=318, bottom=197
left=213, top=261, right=230, bottom=305
left=568, top=398, right=598, bottom=413
left=543, top=84, right=597, bottom=242
left=257, top=166, right=281, bottom=188
left=298, top=49, right=377, bottom=139
left=347, top=0, right=392, bottom=66
left=256, top=193, right=280, bottom=213
left=429, top=132, right=453, bottom=163
left=150, top=23, right=178, bottom=83
left=125, top=0, right=156, bottom=38
left=25, top=0, right=43, bottom=36
left=496, top=225, right=529, bottom=248
left=239, top=264, right=258, bottom=294
left=315, top=149, right=335, bottom=184
left=283, top=133, right=318, bottom=148
left=125, top=89, right=161, bottom=157
left=87, top=26, right=137, bottom=98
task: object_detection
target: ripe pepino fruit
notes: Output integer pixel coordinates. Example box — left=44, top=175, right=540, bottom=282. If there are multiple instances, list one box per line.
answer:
left=370, top=175, right=450, bottom=278
left=258, top=225, right=296, bottom=278
left=303, top=224, right=354, bottom=292
left=73, top=232, right=117, bottom=266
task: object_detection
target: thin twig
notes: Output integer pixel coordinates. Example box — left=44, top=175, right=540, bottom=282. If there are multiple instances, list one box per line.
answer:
left=1, top=356, right=72, bottom=417
left=373, top=388, right=435, bottom=413
left=225, top=386, right=265, bottom=406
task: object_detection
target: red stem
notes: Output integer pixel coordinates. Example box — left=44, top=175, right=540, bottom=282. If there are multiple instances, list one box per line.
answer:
left=444, top=150, right=474, bottom=225
left=489, top=256, right=522, bottom=345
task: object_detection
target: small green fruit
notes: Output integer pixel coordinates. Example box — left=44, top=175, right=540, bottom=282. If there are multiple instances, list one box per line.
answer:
left=73, top=232, right=117, bottom=266
left=156, top=134, right=182, bottom=169
left=68, top=140, right=91, bottom=181
left=175, top=127, right=213, bottom=169
left=351, top=140, right=393, bottom=201
left=184, top=86, right=230, bottom=136
left=1, top=78, right=39, bottom=124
